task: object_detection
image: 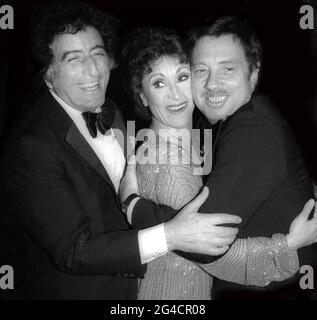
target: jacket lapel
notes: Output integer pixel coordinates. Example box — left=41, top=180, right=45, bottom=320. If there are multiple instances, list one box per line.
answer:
left=65, top=123, right=116, bottom=191
left=46, top=91, right=127, bottom=194
left=107, top=98, right=130, bottom=161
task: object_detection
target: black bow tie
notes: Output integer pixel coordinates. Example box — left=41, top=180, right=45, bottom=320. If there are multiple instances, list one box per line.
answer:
left=82, top=103, right=115, bottom=138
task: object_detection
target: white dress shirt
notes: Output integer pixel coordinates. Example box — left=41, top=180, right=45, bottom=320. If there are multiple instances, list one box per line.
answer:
left=49, top=90, right=167, bottom=264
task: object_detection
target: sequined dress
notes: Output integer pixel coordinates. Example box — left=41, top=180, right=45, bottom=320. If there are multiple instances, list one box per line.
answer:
left=136, top=128, right=212, bottom=300
left=136, top=128, right=300, bottom=300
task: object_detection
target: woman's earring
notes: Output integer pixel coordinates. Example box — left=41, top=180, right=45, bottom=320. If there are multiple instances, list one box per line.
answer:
left=140, top=93, right=149, bottom=107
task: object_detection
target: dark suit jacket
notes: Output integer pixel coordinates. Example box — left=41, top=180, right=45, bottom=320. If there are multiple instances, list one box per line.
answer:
left=2, top=89, right=144, bottom=299
left=132, top=96, right=316, bottom=299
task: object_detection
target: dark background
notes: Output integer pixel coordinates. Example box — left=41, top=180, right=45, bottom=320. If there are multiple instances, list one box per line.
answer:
left=1, top=0, right=317, bottom=299
left=1, top=0, right=317, bottom=165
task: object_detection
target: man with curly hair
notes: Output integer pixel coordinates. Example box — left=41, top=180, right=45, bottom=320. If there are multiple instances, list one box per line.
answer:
left=2, top=2, right=241, bottom=299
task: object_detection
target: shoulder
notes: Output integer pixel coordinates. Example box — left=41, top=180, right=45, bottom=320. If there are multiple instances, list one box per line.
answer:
left=4, top=93, right=66, bottom=167
left=222, top=96, right=289, bottom=144
left=215, top=96, right=290, bottom=166
left=8, top=89, right=69, bottom=145
left=228, top=95, right=287, bottom=130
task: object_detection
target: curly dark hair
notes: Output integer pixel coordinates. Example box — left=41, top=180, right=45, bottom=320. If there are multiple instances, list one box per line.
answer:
left=121, top=27, right=188, bottom=121
left=31, top=1, right=120, bottom=76
left=187, top=16, right=262, bottom=76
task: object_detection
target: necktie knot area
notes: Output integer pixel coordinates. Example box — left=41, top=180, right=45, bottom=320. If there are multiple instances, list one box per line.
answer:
left=82, top=104, right=115, bottom=138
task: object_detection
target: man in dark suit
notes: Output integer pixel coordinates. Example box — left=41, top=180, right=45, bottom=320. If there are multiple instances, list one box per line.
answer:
left=127, top=16, right=317, bottom=299
left=2, top=3, right=241, bottom=299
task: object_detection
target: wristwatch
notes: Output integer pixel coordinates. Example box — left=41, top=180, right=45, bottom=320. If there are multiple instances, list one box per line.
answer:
left=121, top=193, right=140, bottom=215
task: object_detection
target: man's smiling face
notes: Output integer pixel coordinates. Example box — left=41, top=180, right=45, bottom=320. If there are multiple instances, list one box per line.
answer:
left=45, top=26, right=112, bottom=112
left=191, top=34, right=259, bottom=123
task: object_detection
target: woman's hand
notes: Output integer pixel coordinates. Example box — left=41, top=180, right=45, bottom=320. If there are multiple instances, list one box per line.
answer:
left=287, top=199, right=317, bottom=251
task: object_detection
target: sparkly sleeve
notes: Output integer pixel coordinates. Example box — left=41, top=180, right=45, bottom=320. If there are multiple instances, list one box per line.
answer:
left=200, top=234, right=299, bottom=287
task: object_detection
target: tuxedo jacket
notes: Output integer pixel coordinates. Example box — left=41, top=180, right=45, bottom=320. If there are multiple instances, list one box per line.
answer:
left=2, top=89, right=144, bottom=299
left=132, top=96, right=316, bottom=299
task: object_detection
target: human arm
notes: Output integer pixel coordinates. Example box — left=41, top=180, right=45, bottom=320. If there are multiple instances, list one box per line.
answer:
left=200, top=199, right=317, bottom=286
left=119, top=156, right=242, bottom=257
left=3, top=137, right=145, bottom=276
left=200, top=114, right=286, bottom=228
left=119, top=155, right=179, bottom=228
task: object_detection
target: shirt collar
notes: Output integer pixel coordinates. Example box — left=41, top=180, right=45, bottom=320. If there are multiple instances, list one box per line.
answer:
left=48, top=89, right=114, bottom=138
left=49, top=89, right=102, bottom=118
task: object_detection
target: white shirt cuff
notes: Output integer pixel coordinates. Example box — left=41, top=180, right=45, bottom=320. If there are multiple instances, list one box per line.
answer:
left=138, top=223, right=168, bottom=264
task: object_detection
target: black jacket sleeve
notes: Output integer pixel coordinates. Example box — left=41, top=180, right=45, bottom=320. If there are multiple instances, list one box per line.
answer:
left=3, top=136, right=144, bottom=277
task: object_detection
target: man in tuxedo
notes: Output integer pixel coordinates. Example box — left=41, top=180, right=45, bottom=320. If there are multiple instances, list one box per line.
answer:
left=128, top=16, right=317, bottom=299
left=2, top=3, right=241, bottom=299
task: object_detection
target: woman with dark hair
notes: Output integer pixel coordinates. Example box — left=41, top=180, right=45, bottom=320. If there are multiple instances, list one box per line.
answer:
left=122, top=27, right=211, bottom=299
left=122, top=27, right=317, bottom=300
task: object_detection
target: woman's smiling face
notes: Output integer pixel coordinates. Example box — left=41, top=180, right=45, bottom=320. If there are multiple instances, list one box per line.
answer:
left=140, top=55, right=195, bottom=129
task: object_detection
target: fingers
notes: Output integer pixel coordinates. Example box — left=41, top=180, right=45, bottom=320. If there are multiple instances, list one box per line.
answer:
left=184, top=186, right=209, bottom=212
left=299, top=199, right=315, bottom=220
left=203, top=213, right=242, bottom=225
left=210, top=246, right=230, bottom=256
left=214, top=226, right=239, bottom=238
left=211, top=235, right=236, bottom=247
left=129, top=136, right=136, bottom=151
